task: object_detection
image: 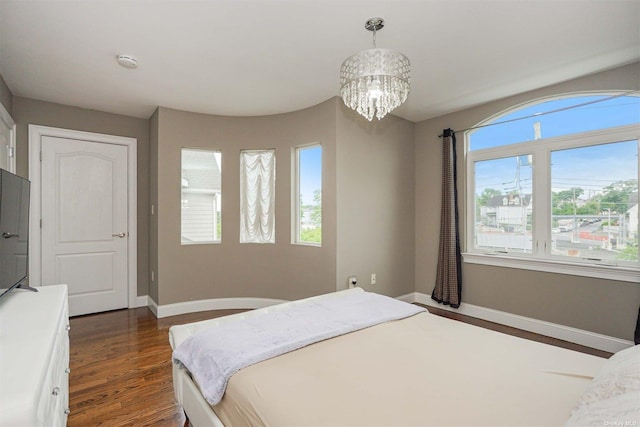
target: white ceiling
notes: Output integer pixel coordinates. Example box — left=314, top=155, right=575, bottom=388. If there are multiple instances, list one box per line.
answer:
left=0, top=0, right=638, bottom=123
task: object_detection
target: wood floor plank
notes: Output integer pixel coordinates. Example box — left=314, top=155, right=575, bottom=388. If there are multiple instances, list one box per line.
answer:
left=67, top=304, right=610, bottom=426
left=68, top=307, right=192, bottom=427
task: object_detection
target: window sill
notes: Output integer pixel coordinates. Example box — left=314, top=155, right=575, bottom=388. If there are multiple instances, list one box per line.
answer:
left=293, top=242, right=322, bottom=248
left=181, top=241, right=222, bottom=246
left=463, top=252, right=639, bottom=283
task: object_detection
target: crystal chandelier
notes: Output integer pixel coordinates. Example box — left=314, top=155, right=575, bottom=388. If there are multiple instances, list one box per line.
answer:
left=340, top=18, right=410, bottom=121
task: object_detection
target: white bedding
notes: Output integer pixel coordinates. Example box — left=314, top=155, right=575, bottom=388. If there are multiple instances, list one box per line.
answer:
left=169, top=289, right=611, bottom=427
left=565, top=344, right=640, bottom=426
left=172, top=288, right=424, bottom=405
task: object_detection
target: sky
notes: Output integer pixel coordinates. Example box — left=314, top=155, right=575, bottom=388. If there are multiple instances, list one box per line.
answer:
left=470, top=94, right=639, bottom=198
left=298, top=145, right=322, bottom=205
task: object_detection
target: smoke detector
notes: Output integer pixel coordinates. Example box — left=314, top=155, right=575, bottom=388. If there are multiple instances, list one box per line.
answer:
left=116, top=54, right=138, bottom=69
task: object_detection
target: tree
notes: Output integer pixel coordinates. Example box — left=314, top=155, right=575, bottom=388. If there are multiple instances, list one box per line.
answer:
left=310, top=189, right=321, bottom=227
left=554, top=203, right=577, bottom=216
left=555, top=187, right=584, bottom=202
left=617, top=242, right=638, bottom=262
left=300, top=228, right=321, bottom=243
left=299, top=189, right=321, bottom=244
left=576, top=201, right=599, bottom=215
left=600, top=179, right=638, bottom=214
left=552, top=187, right=584, bottom=215
left=477, top=188, right=501, bottom=206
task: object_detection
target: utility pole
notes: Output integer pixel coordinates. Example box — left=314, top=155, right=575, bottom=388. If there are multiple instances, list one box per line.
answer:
left=607, top=208, right=612, bottom=250
left=573, top=187, right=578, bottom=242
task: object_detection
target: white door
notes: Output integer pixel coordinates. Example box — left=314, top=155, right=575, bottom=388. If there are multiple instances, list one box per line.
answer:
left=41, top=136, right=128, bottom=316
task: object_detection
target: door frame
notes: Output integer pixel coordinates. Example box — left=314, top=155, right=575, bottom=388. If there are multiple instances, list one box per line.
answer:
left=28, top=125, right=138, bottom=308
left=0, top=102, right=16, bottom=173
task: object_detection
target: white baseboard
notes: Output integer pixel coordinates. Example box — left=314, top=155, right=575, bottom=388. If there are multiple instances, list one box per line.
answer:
left=395, top=293, right=416, bottom=304
left=147, top=295, right=159, bottom=317
left=396, top=292, right=633, bottom=354
left=141, top=291, right=633, bottom=353
left=148, top=296, right=288, bottom=319
left=131, top=295, right=148, bottom=308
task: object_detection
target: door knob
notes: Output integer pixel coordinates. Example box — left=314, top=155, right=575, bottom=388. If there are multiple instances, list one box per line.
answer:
left=112, top=232, right=127, bottom=238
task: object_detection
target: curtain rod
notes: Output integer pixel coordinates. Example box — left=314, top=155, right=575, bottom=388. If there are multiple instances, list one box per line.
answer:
left=438, top=89, right=640, bottom=137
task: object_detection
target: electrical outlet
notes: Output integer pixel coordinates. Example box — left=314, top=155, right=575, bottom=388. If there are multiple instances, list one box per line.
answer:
left=370, top=273, right=376, bottom=285
left=348, top=276, right=357, bottom=288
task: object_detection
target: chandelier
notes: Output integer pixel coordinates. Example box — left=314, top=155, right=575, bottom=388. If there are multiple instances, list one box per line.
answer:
left=340, top=17, right=410, bottom=121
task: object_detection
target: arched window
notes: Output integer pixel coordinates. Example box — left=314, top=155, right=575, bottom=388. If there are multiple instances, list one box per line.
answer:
left=465, top=93, right=639, bottom=281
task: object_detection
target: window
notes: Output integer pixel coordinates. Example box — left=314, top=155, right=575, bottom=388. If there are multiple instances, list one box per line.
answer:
left=466, top=94, right=640, bottom=281
left=293, top=144, right=322, bottom=245
left=181, top=149, right=222, bottom=244
left=240, top=149, right=276, bottom=243
left=473, top=155, right=533, bottom=253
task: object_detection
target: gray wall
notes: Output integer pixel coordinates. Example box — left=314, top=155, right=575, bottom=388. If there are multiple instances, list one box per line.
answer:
left=11, top=97, right=151, bottom=297
left=151, top=98, right=416, bottom=305
left=0, top=74, right=12, bottom=115
left=414, top=62, right=640, bottom=341
left=336, top=102, right=415, bottom=297
left=151, top=100, right=338, bottom=305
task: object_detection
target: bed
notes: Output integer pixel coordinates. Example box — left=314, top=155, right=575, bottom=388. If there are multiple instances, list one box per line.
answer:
left=169, top=288, right=639, bottom=427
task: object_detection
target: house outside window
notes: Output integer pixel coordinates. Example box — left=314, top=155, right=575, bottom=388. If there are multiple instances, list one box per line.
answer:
left=466, top=93, right=639, bottom=281
left=293, top=144, right=322, bottom=246
left=181, top=148, right=222, bottom=244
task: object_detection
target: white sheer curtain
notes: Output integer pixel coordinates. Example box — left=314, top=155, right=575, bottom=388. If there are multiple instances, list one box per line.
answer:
left=240, top=150, right=276, bottom=243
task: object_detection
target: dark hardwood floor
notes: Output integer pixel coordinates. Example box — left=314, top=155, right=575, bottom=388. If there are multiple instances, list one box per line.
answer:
left=68, top=307, right=245, bottom=426
left=67, top=304, right=612, bottom=426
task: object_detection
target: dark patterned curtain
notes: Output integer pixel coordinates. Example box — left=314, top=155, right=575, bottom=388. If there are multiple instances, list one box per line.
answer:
left=432, top=129, right=462, bottom=308
left=634, top=305, right=640, bottom=345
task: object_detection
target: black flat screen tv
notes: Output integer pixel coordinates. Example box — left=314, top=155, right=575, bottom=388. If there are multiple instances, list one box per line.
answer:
left=0, top=168, right=34, bottom=301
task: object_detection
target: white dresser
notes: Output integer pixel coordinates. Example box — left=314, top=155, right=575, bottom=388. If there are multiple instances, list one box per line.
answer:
left=0, top=285, right=70, bottom=427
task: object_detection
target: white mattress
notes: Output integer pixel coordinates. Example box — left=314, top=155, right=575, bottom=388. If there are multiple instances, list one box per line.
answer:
left=169, top=291, right=606, bottom=426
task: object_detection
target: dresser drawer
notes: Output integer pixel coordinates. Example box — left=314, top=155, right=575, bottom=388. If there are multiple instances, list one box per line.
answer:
left=0, top=285, right=69, bottom=427
left=35, top=300, right=70, bottom=426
